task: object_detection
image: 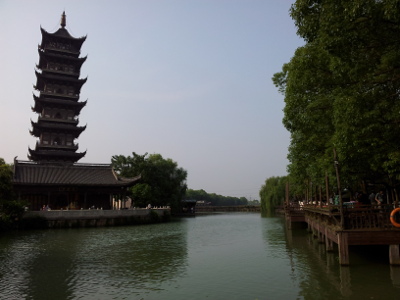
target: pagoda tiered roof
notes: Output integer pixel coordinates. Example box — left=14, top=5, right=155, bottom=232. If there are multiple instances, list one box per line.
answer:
left=40, top=27, right=86, bottom=54
left=34, top=71, right=87, bottom=90
left=30, top=120, right=86, bottom=138
left=32, top=95, right=87, bottom=114
left=27, top=149, right=86, bottom=164
left=37, top=50, right=87, bottom=74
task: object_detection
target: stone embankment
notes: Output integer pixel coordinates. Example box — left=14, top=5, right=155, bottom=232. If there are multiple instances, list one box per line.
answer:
left=22, top=208, right=170, bottom=229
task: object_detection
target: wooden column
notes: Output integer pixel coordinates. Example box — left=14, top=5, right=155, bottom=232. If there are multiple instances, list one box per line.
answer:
left=389, top=245, right=400, bottom=265
left=337, top=232, right=349, bottom=265
left=286, top=217, right=292, bottom=230
left=325, top=228, right=334, bottom=251
left=318, top=230, right=324, bottom=244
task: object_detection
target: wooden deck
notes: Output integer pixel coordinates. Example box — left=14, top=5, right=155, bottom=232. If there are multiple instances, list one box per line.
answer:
left=284, top=203, right=400, bottom=265
left=284, top=203, right=305, bottom=229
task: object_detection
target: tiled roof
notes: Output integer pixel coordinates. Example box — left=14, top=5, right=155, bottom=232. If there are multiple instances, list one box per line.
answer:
left=13, top=160, right=140, bottom=186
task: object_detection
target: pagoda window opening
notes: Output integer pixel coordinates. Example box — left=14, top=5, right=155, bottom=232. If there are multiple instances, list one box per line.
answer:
left=55, top=112, right=62, bottom=119
left=41, top=135, right=50, bottom=145
left=53, top=137, right=61, bottom=146
left=67, top=113, right=76, bottom=121
left=43, top=109, right=50, bottom=118
left=66, top=135, right=73, bottom=145
left=67, top=86, right=74, bottom=96
left=45, top=84, right=53, bottom=93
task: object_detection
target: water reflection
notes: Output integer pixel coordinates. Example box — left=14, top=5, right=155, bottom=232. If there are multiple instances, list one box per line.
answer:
left=0, top=220, right=188, bottom=300
left=277, top=216, right=400, bottom=300
left=2, top=214, right=400, bottom=300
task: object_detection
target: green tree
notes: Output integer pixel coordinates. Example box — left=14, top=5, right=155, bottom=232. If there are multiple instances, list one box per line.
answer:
left=259, top=176, right=287, bottom=216
left=184, top=189, right=248, bottom=206
left=274, top=0, right=400, bottom=200
left=0, top=158, right=26, bottom=231
left=0, top=158, right=14, bottom=204
left=111, top=152, right=187, bottom=212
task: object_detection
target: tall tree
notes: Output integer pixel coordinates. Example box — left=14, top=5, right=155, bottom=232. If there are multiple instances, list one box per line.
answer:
left=0, top=158, right=14, bottom=204
left=260, top=176, right=287, bottom=215
left=111, top=152, right=187, bottom=212
left=0, top=158, right=26, bottom=231
left=274, top=0, right=400, bottom=199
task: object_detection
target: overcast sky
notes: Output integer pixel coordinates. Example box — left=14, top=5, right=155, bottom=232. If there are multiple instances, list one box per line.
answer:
left=0, top=0, right=303, bottom=200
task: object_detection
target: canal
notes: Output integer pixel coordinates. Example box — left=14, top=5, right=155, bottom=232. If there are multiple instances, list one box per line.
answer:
left=1, top=213, right=400, bottom=299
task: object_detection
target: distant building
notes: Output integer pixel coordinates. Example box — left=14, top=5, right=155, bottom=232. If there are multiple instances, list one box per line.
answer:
left=196, top=200, right=212, bottom=206
left=181, top=200, right=197, bottom=214
left=13, top=12, right=140, bottom=210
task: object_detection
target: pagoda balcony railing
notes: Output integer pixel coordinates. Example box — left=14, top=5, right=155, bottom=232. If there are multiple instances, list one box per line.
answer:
left=45, top=45, right=79, bottom=56
left=37, top=141, right=79, bottom=150
left=302, top=203, right=396, bottom=230
left=38, top=116, right=79, bottom=124
left=40, top=91, right=79, bottom=100
left=43, top=68, right=80, bottom=77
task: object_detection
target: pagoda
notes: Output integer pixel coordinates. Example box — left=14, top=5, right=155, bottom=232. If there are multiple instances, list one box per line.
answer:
left=12, top=12, right=141, bottom=211
left=29, top=11, right=87, bottom=164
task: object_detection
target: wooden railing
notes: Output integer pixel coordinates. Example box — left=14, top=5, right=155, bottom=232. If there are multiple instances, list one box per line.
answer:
left=284, top=203, right=305, bottom=216
left=302, top=204, right=397, bottom=230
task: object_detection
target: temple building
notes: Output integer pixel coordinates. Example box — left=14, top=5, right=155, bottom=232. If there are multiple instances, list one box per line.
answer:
left=13, top=12, right=140, bottom=210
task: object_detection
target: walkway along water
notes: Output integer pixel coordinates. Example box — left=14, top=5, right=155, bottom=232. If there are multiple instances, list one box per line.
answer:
left=284, top=202, right=400, bottom=265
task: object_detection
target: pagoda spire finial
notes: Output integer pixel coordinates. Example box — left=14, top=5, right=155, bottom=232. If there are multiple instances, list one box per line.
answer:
left=61, top=11, right=66, bottom=28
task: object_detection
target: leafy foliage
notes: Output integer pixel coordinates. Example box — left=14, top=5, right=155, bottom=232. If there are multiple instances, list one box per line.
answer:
left=0, top=158, right=27, bottom=231
left=0, top=158, right=14, bottom=204
left=184, top=189, right=248, bottom=206
left=273, top=1, right=400, bottom=200
left=111, top=152, right=187, bottom=212
left=259, top=176, right=287, bottom=215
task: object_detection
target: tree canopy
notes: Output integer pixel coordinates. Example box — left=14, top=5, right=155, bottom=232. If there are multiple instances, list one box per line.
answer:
left=184, top=189, right=248, bottom=206
left=0, top=158, right=14, bottom=204
left=273, top=0, right=400, bottom=200
left=259, top=176, right=287, bottom=215
left=0, top=158, right=26, bottom=231
left=111, top=152, right=187, bottom=212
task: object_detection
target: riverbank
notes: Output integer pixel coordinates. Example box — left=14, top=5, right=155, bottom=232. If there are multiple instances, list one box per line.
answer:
left=21, top=208, right=171, bottom=229
left=195, top=205, right=260, bottom=213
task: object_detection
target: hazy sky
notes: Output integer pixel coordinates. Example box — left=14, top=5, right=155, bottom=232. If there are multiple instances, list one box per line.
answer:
left=0, top=0, right=303, bottom=200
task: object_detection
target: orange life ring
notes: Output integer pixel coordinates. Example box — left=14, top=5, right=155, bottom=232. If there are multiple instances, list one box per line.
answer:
left=390, top=208, right=400, bottom=228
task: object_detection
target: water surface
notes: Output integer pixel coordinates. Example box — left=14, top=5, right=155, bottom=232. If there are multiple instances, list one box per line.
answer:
left=1, top=213, right=400, bottom=299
